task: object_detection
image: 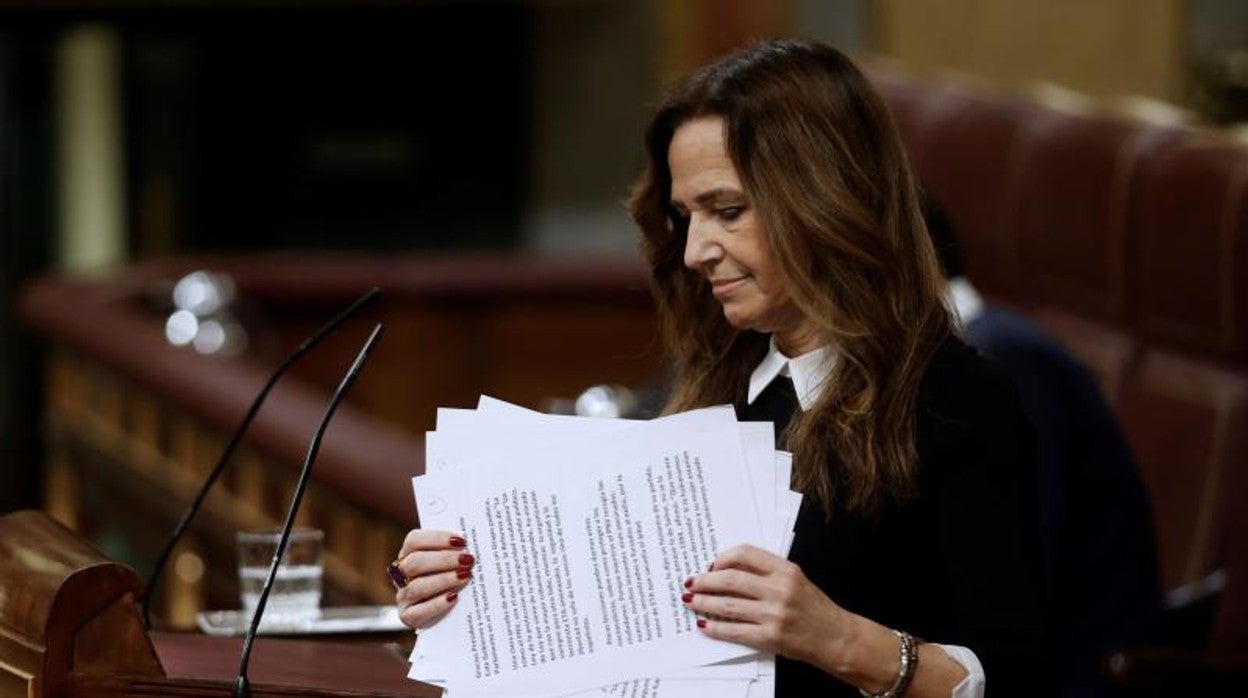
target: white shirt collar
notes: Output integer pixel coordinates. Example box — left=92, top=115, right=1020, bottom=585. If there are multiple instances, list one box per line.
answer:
left=747, top=336, right=833, bottom=412
left=946, top=277, right=985, bottom=325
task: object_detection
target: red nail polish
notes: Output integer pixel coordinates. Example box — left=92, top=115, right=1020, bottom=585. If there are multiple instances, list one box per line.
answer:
left=696, top=619, right=707, bottom=629
left=681, top=592, right=693, bottom=603
left=447, top=591, right=459, bottom=602
left=459, top=553, right=475, bottom=566
left=683, top=578, right=693, bottom=589
left=457, top=568, right=473, bottom=579
left=450, top=536, right=467, bottom=548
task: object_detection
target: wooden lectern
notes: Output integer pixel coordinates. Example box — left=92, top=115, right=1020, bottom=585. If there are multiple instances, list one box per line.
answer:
left=0, top=511, right=437, bottom=697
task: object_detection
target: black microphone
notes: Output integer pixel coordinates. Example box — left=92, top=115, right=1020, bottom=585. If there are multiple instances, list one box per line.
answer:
left=141, top=287, right=381, bottom=629
left=234, top=323, right=384, bottom=698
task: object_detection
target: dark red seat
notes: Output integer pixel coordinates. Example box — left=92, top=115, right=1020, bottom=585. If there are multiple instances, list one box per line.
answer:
left=907, top=90, right=1030, bottom=298
left=1129, top=137, right=1248, bottom=360
left=877, top=72, right=1248, bottom=690
left=868, top=71, right=936, bottom=166
left=1008, top=112, right=1179, bottom=321
left=1117, top=350, right=1248, bottom=593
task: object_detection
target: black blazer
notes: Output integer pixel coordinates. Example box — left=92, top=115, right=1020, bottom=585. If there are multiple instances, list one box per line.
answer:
left=966, top=307, right=1161, bottom=697
left=740, top=336, right=1053, bottom=696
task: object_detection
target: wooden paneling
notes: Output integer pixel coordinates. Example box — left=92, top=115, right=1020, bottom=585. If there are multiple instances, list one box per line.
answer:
left=0, top=657, right=36, bottom=698
left=656, top=0, right=793, bottom=84
left=873, top=0, right=1187, bottom=101
left=21, top=254, right=663, bottom=627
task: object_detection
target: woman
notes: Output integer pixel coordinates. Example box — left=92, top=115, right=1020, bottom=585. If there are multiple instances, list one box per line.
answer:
left=394, top=40, right=1050, bottom=697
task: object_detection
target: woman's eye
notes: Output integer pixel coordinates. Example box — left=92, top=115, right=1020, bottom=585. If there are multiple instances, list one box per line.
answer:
left=718, top=206, right=745, bottom=222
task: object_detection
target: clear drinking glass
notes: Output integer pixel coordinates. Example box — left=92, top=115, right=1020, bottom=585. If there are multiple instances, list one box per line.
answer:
left=236, top=528, right=324, bottom=622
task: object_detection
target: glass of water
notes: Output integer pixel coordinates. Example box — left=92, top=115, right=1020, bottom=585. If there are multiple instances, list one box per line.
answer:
left=236, top=528, right=324, bottom=623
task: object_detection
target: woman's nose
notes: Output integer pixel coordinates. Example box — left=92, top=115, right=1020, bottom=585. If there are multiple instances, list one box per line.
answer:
left=683, top=217, right=722, bottom=270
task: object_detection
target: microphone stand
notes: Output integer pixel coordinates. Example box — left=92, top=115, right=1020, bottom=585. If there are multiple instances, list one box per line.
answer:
left=234, top=323, right=384, bottom=698
left=141, top=287, right=381, bottom=630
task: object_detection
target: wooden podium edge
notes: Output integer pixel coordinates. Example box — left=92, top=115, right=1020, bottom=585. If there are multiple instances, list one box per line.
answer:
left=1, top=511, right=434, bottom=697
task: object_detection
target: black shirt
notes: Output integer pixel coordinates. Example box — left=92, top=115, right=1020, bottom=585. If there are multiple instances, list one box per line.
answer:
left=739, top=337, right=1053, bottom=696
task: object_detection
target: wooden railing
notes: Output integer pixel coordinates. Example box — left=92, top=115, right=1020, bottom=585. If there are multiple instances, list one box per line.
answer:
left=20, top=253, right=662, bottom=627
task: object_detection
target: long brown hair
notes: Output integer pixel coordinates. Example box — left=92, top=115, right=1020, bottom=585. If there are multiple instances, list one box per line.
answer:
left=630, top=40, right=952, bottom=517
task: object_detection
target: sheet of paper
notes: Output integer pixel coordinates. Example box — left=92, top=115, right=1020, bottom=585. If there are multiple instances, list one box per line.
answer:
left=595, top=678, right=754, bottom=698
left=416, top=406, right=760, bottom=685
left=413, top=424, right=766, bottom=697
left=409, top=398, right=797, bottom=697
left=467, top=401, right=770, bottom=537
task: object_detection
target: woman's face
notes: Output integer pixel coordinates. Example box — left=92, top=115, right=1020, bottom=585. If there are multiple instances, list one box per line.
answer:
left=668, top=116, right=818, bottom=354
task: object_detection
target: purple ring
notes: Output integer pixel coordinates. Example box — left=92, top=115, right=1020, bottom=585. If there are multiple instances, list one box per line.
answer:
left=387, top=561, right=408, bottom=589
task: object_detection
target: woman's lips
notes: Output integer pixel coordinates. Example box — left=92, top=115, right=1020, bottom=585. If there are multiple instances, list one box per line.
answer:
left=710, top=276, right=749, bottom=296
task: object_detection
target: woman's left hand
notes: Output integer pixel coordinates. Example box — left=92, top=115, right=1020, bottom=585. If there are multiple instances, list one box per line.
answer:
left=683, top=544, right=854, bottom=669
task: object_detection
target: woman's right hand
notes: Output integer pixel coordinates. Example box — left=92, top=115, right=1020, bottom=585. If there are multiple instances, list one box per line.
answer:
left=392, top=529, right=475, bottom=631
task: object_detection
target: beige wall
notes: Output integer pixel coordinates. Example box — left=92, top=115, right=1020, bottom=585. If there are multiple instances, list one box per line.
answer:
left=524, top=2, right=658, bottom=255
left=872, top=0, right=1187, bottom=101
left=656, top=0, right=792, bottom=86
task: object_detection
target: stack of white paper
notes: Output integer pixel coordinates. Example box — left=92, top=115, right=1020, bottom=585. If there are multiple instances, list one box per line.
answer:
left=408, top=397, right=803, bottom=698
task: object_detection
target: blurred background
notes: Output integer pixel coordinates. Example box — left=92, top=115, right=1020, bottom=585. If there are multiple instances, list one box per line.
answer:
left=6, top=0, right=1248, bottom=508
left=2, top=1, right=1247, bottom=679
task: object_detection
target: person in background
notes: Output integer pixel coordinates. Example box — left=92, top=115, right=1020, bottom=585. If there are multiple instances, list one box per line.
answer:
left=922, top=194, right=1164, bottom=697
left=394, top=40, right=1053, bottom=697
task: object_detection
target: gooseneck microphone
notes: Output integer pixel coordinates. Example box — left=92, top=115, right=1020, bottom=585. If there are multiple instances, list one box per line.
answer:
left=141, top=287, right=381, bottom=630
left=234, top=323, right=384, bottom=698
